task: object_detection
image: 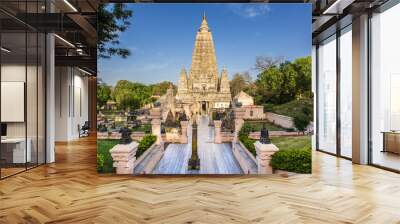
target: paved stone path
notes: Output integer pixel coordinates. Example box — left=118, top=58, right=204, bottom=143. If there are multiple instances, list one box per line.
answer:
left=197, top=116, right=242, bottom=174
left=152, top=125, right=192, bottom=174
left=152, top=116, right=242, bottom=174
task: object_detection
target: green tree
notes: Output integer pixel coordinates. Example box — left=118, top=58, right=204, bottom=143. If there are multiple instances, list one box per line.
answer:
left=229, top=72, right=252, bottom=97
left=279, top=62, right=297, bottom=103
left=97, top=84, right=112, bottom=109
left=293, top=113, right=310, bottom=134
left=292, top=56, right=312, bottom=98
left=98, top=3, right=133, bottom=59
left=112, top=80, right=152, bottom=111
left=255, top=66, right=284, bottom=104
left=150, top=81, right=175, bottom=96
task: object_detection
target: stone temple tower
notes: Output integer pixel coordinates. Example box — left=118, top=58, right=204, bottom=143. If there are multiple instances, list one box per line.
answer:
left=176, top=13, right=231, bottom=115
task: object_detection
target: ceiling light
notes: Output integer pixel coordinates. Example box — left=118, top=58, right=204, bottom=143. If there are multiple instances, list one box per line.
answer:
left=1, top=47, right=11, bottom=53
left=54, top=34, right=75, bottom=48
left=63, top=0, right=78, bottom=12
left=78, top=67, right=92, bottom=76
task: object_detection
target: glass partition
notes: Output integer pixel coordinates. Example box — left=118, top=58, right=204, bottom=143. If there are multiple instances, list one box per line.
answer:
left=0, top=2, right=46, bottom=179
left=317, top=34, right=337, bottom=154
left=339, top=25, right=352, bottom=158
left=370, top=3, right=400, bottom=171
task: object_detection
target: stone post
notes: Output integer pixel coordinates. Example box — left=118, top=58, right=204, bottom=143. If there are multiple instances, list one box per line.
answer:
left=254, top=141, right=279, bottom=174
left=233, top=107, right=246, bottom=144
left=214, top=120, right=222, bottom=144
left=110, top=142, right=138, bottom=174
left=180, top=121, right=189, bottom=144
left=150, top=108, right=162, bottom=144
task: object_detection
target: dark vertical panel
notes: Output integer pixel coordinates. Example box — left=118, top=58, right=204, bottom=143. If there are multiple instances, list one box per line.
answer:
left=336, top=28, right=341, bottom=157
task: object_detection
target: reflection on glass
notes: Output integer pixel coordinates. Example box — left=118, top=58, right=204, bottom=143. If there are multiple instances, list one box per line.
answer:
left=1, top=31, right=27, bottom=177
left=318, top=35, right=337, bottom=154
left=340, top=26, right=352, bottom=158
left=371, top=3, right=400, bottom=171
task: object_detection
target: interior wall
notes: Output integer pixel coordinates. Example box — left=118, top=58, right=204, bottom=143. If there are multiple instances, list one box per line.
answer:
left=55, top=67, right=89, bottom=141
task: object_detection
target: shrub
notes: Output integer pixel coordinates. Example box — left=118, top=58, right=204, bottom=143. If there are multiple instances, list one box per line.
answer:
left=263, top=103, right=275, bottom=112
left=97, top=153, right=105, bottom=172
left=137, top=135, right=156, bottom=157
left=293, top=113, right=310, bottom=133
left=97, top=139, right=119, bottom=173
left=270, top=148, right=311, bottom=173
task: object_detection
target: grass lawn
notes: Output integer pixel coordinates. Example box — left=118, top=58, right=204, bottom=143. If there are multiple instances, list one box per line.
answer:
left=240, top=135, right=311, bottom=157
left=267, top=98, right=313, bottom=120
left=97, top=139, right=119, bottom=173
left=245, top=121, right=286, bottom=131
left=271, top=136, right=311, bottom=151
left=131, top=123, right=151, bottom=133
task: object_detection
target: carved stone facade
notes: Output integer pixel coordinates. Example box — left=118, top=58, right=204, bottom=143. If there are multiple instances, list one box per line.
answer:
left=176, top=14, right=231, bottom=115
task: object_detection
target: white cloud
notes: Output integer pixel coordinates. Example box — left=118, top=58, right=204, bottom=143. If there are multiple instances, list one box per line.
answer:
left=228, top=4, right=270, bottom=18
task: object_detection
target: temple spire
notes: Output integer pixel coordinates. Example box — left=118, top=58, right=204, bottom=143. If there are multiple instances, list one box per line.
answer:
left=199, top=12, right=209, bottom=32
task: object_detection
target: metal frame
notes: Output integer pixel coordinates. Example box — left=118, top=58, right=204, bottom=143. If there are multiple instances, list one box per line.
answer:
left=0, top=0, right=47, bottom=180
left=367, top=0, right=400, bottom=172
left=315, top=21, right=353, bottom=162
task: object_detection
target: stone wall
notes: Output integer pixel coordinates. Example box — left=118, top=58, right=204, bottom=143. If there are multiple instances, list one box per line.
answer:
left=242, top=105, right=265, bottom=120
left=265, top=112, right=294, bottom=129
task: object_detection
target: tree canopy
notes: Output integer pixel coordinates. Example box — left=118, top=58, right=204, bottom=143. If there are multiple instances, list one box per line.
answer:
left=98, top=3, right=133, bottom=59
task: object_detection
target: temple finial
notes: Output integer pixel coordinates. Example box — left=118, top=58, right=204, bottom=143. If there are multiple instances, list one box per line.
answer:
left=203, top=11, right=206, bottom=20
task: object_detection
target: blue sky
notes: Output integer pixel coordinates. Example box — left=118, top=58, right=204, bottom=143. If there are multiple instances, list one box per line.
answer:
left=99, top=3, right=311, bottom=86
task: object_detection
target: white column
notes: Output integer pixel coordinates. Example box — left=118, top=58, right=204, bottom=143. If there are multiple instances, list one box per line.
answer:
left=352, top=14, right=369, bottom=164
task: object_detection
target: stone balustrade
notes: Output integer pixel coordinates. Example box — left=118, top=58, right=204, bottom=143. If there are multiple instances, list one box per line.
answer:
left=254, top=141, right=279, bottom=174
left=110, top=142, right=139, bottom=174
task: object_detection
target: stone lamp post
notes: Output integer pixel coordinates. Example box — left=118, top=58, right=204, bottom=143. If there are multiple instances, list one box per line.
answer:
left=254, top=124, right=279, bottom=174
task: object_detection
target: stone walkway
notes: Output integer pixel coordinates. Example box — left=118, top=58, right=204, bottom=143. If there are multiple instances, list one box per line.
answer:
left=151, top=116, right=242, bottom=174
left=197, top=116, right=242, bottom=174
left=152, top=125, right=192, bottom=174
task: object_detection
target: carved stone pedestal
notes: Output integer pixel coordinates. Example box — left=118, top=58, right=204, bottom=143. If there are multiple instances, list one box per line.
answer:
left=110, top=142, right=139, bottom=174
left=254, top=141, right=279, bottom=174
left=214, top=120, right=222, bottom=144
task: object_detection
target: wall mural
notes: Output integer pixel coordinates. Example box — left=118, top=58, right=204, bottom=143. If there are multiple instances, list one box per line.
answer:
left=97, top=3, right=313, bottom=175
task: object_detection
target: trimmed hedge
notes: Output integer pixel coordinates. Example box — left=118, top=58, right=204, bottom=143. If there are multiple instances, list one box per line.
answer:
left=270, top=148, right=311, bottom=173
left=238, top=123, right=312, bottom=174
left=137, top=135, right=157, bottom=158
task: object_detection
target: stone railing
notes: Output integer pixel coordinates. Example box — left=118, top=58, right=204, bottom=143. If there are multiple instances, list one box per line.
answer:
left=232, top=141, right=258, bottom=174
left=131, top=131, right=146, bottom=141
left=97, top=131, right=148, bottom=141
left=249, top=131, right=303, bottom=139
left=97, top=132, right=121, bottom=140
left=134, top=142, right=165, bottom=174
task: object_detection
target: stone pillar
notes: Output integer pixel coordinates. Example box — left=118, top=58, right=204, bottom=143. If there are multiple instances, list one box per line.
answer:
left=110, top=142, right=138, bottom=174
left=254, top=141, right=279, bottom=174
left=151, top=108, right=162, bottom=144
left=232, top=107, right=246, bottom=144
left=180, top=121, right=189, bottom=144
left=214, top=120, right=222, bottom=144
